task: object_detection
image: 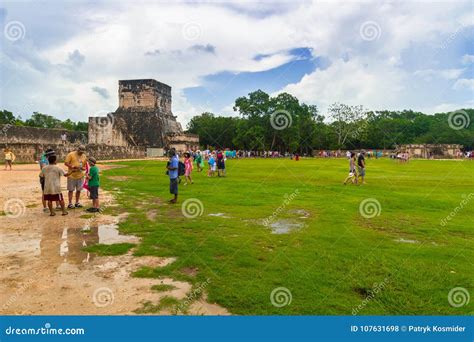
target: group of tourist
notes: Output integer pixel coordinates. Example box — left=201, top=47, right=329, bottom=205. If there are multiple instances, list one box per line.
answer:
left=166, top=148, right=227, bottom=203
left=37, top=145, right=100, bottom=216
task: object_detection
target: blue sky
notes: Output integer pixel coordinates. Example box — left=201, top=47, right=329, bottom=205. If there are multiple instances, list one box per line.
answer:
left=0, top=1, right=473, bottom=127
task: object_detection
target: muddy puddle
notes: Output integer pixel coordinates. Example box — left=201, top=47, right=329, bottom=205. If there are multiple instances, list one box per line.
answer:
left=0, top=165, right=230, bottom=315
left=208, top=213, right=231, bottom=218
left=269, top=220, right=304, bottom=234
left=394, top=238, right=419, bottom=244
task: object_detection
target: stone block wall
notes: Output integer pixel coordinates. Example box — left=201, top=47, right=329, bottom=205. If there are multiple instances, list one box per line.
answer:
left=118, top=79, right=172, bottom=112
left=88, top=117, right=128, bottom=146
left=0, top=143, right=145, bottom=163
left=0, top=125, right=87, bottom=145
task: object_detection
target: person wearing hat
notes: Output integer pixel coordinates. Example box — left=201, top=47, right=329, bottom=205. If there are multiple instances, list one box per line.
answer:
left=39, top=148, right=60, bottom=212
left=64, top=145, right=87, bottom=208
left=86, top=157, right=100, bottom=212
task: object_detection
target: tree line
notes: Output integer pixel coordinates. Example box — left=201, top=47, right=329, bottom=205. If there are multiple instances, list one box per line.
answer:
left=187, top=90, right=474, bottom=152
left=2, top=90, right=473, bottom=151
left=0, top=110, right=88, bottom=132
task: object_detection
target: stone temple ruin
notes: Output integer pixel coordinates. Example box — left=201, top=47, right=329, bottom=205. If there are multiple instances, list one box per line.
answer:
left=88, top=79, right=199, bottom=156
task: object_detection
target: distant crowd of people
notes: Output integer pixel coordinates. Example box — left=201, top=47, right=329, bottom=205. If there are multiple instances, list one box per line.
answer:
left=3, top=144, right=474, bottom=209
left=166, top=149, right=228, bottom=203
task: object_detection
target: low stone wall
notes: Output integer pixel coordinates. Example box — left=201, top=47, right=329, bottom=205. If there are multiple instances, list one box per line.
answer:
left=0, top=125, right=87, bottom=145
left=0, top=143, right=145, bottom=163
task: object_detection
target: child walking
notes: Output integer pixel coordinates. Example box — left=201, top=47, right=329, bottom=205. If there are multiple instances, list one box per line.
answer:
left=86, top=157, right=100, bottom=212
left=39, top=155, right=69, bottom=216
left=183, top=152, right=194, bottom=185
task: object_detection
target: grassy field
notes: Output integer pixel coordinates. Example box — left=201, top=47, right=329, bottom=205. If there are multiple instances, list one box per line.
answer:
left=99, top=157, right=473, bottom=315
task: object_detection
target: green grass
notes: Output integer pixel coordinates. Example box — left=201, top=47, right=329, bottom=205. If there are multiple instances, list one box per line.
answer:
left=151, top=284, right=177, bottom=292
left=101, top=158, right=474, bottom=315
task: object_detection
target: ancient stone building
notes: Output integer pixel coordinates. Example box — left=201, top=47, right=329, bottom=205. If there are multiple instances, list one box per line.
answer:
left=89, top=79, right=199, bottom=153
left=398, top=144, right=463, bottom=158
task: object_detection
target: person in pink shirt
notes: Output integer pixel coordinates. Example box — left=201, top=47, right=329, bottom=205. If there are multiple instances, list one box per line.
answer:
left=183, top=152, right=194, bottom=185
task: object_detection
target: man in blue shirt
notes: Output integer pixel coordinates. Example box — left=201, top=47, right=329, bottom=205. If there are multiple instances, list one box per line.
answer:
left=167, top=148, right=179, bottom=203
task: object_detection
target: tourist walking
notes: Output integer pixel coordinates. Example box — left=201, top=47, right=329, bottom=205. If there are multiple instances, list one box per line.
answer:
left=184, top=152, right=194, bottom=185
left=357, top=150, right=366, bottom=185
left=343, top=152, right=358, bottom=185
left=167, top=148, right=179, bottom=203
left=3, top=148, right=15, bottom=170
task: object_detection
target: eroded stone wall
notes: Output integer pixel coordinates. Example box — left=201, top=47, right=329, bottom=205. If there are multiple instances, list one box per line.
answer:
left=0, top=143, right=145, bottom=163
left=88, top=117, right=128, bottom=146
left=0, top=125, right=87, bottom=145
left=118, top=79, right=172, bottom=112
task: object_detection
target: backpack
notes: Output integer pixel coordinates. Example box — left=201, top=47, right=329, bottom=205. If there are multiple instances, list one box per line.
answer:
left=178, top=161, right=185, bottom=176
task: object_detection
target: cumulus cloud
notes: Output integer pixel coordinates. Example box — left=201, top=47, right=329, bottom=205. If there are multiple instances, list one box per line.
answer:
left=453, top=79, right=474, bottom=91
left=0, top=0, right=472, bottom=125
left=462, top=54, right=474, bottom=64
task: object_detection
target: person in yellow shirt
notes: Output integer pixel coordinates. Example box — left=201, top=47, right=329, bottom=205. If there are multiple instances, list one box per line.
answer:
left=64, top=145, right=87, bottom=209
left=4, top=148, right=16, bottom=171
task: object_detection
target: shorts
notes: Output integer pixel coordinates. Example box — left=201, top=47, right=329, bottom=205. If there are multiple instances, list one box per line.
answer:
left=185, top=170, right=191, bottom=176
left=67, top=178, right=84, bottom=191
left=40, top=176, right=45, bottom=191
left=44, top=193, right=64, bottom=201
left=169, top=177, right=178, bottom=195
left=358, top=167, right=366, bottom=177
left=89, top=186, right=99, bottom=200
left=211, top=165, right=216, bottom=171
left=217, top=160, right=225, bottom=169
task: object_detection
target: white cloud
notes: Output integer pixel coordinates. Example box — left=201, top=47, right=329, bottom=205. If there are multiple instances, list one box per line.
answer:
left=414, top=68, right=465, bottom=81
left=1, top=0, right=472, bottom=126
left=453, top=78, right=474, bottom=91
left=276, top=58, right=406, bottom=115
left=462, top=54, right=474, bottom=64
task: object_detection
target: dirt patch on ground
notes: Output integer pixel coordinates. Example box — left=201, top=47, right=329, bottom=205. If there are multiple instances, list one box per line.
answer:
left=146, top=210, right=158, bottom=221
left=181, top=267, right=199, bottom=277
left=0, top=164, right=229, bottom=315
